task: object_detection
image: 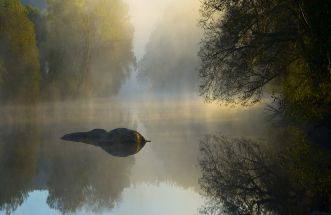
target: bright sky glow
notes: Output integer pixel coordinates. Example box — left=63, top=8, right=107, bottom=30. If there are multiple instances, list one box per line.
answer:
left=122, top=0, right=172, bottom=59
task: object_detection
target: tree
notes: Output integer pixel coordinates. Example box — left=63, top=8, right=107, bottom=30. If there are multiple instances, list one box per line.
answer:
left=199, top=0, right=331, bottom=109
left=44, top=0, right=135, bottom=99
left=0, top=0, right=40, bottom=104
left=25, top=5, right=48, bottom=88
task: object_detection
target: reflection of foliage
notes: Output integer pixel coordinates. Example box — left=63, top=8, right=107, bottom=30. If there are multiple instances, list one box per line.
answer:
left=36, top=103, right=137, bottom=213
left=199, top=1, right=331, bottom=213
left=0, top=122, right=39, bottom=214
left=199, top=133, right=331, bottom=215
left=43, top=138, right=134, bottom=213
left=283, top=128, right=331, bottom=212
left=0, top=0, right=40, bottom=104
left=0, top=103, right=136, bottom=214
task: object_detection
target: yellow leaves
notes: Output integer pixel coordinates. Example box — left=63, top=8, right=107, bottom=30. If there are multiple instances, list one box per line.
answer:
left=75, top=0, right=87, bottom=11
left=88, top=0, right=132, bottom=43
left=0, top=0, right=40, bottom=103
left=0, top=0, right=26, bottom=15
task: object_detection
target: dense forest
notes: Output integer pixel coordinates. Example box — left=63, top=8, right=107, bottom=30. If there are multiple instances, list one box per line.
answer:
left=0, top=0, right=135, bottom=104
left=198, top=0, right=331, bottom=214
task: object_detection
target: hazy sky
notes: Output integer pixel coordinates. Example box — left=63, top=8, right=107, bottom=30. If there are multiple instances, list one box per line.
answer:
left=122, top=0, right=172, bottom=59
left=119, top=0, right=202, bottom=99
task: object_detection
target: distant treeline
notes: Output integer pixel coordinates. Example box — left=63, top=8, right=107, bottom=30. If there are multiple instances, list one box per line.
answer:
left=0, top=0, right=135, bottom=104
left=138, top=1, right=202, bottom=98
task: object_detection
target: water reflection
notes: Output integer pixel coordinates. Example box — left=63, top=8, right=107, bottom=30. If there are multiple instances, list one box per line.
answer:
left=0, top=121, right=39, bottom=214
left=199, top=132, right=331, bottom=214
left=0, top=99, right=269, bottom=214
left=62, top=128, right=150, bottom=157
left=0, top=101, right=136, bottom=214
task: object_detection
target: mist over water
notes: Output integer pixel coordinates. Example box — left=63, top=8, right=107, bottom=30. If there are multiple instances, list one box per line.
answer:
left=0, top=0, right=278, bottom=214
left=0, top=98, right=270, bottom=213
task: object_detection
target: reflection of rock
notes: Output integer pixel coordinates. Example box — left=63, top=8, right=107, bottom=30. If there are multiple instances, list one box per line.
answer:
left=62, top=128, right=150, bottom=157
left=43, top=138, right=135, bottom=213
left=0, top=101, right=138, bottom=214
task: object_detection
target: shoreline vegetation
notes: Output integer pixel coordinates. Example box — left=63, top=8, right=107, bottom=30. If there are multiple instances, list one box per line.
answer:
left=0, top=0, right=135, bottom=105
left=198, top=0, right=331, bottom=214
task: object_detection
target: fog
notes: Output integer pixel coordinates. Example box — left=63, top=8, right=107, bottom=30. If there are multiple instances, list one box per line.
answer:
left=0, top=101, right=136, bottom=213
left=4, top=0, right=204, bottom=102
left=0, top=0, right=328, bottom=214
left=0, top=1, right=284, bottom=214
left=136, top=0, right=202, bottom=99
left=0, top=98, right=272, bottom=214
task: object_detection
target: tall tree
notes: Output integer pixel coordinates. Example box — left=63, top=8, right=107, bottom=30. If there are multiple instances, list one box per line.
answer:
left=199, top=0, right=331, bottom=113
left=45, top=0, right=135, bottom=99
left=0, top=0, right=40, bottom=104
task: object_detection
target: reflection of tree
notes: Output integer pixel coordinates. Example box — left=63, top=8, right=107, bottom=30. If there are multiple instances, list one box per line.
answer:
left=0, top=121, right=39, bottom=214
left=43, top=143, right=134, bottom=213
left=199, top=134, right=331, bottom=215
left=0, top=102, right=136, bottom=214
left=135, top=102, right=203, bottom=189
left=136, top=102, right=269, bottom=191
left=37, top=102, right=136, bottom=213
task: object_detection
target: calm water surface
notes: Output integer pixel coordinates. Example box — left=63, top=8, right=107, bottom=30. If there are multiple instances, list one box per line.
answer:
left=0, top=99, right=268, bottom=215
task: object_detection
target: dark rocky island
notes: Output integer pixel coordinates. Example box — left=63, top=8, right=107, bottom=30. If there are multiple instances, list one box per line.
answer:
left=62, top=128, right=151, bottom=157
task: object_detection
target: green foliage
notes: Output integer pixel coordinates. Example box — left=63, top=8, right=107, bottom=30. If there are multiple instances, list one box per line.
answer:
left=0, top=0, right=40, bottom=104
left=199, top=0, right=331, bottom=119
left=199, top=0, right=299, bottom=105
left=44, top=0, right=135, bottom=99
left=0, top=0, right=135, bottom=103
left=199, top=1, right=331, bottom=213
left=283, top=58, right=331, bottom=120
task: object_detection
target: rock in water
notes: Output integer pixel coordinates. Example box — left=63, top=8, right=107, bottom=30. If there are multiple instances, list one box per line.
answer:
left=61, top=128, right=151, bottom=157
